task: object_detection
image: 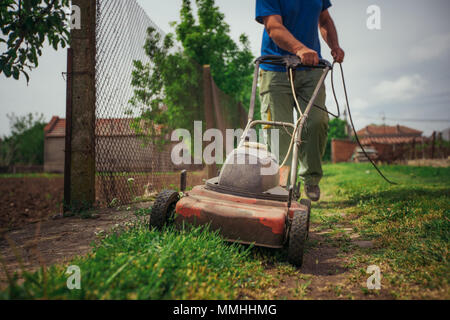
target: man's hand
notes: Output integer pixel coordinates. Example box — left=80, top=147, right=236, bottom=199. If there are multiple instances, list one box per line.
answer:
left=331, top=47, right=345, bottom=63
left=296, top=47, right=319, bottom=66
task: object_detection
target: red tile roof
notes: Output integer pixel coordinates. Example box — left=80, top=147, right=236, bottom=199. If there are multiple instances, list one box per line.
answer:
left=360, top=136, right=423, bottom=145
left=44, top=116, right=66, bottom=138
left=355, top=124, right=423, bottom=145
left=356, top=125, right=422, bottom=137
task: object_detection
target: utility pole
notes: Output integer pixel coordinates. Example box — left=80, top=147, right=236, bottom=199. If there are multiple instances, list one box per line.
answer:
left=381, top=112, right=386, bottom=133
left=65, top=0, right=97, bottom=211
left=343, top=107, right=351, bottom=139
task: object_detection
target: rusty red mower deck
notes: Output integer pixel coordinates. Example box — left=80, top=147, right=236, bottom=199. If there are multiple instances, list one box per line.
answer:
left=176, top=185, right=307, bottom=248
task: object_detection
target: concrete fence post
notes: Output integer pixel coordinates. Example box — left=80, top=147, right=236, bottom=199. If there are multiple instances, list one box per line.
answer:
left=65, top=0, right=97, bottom=211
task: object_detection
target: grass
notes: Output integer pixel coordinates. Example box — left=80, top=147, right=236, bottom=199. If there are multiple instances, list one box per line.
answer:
left=0, top=163, right=448, bottom=299
left=0, top=218, right=264, bottom=299
left=314, top=163, right=450, bottom=298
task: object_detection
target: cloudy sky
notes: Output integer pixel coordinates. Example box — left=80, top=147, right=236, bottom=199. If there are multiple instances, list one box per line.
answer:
left=1, top=0, right=449, bottom=137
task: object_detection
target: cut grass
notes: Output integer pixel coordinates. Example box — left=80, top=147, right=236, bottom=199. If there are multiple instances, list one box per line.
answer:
left=0, top=221, right=263, bottom=300
left=317, top=163, right=450, bottom=298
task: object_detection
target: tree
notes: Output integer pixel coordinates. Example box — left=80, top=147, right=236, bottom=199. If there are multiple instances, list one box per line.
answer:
left=0, top=0, right=70, bottom=82
left=0, top=113, right=46, bottom=165
left=323, top=117, right=348, bottom=161
left=129, top=0, right=255, bottom=141
left=175, top=0, right=254, bottom=105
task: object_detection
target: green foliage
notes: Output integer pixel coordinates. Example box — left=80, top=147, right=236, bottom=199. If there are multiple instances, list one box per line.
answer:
left=1, top=223, right=262, bottom=299
left=175, top=0, right=255, bottom=105
left=323, top=117, right=348, bottom=161
left=0, top=112, right=46, bottom=165
left=0, top=0, right=70, bottom=82
left=129, top=0, right=255, bottom=144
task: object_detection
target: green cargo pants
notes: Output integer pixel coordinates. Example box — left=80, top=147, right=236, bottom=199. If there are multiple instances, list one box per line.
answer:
left=259, top=68, right=329, bottom=186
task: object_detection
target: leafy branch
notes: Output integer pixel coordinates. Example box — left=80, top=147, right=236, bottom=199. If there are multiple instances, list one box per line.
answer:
left=0, top=0, right=70, bottom=82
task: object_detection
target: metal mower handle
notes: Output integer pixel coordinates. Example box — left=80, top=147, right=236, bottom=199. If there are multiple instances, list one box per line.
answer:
left=256, top=54, right=332, bottom=69
left=247, top=55, right=331, bottom=123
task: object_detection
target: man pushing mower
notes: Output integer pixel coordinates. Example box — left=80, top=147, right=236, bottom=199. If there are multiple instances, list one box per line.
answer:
left=256, top=0, right=345, bottom=201
left=150, top=1, right=349, bottom=267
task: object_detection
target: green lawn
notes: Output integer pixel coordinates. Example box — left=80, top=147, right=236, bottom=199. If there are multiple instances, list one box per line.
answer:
left=317, top=163, right=449, bottom=298
left=1, top=163, right=448, bottom=299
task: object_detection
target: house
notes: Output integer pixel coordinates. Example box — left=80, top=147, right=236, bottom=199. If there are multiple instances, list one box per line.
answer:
left=332, top=124, right=424, bottom=163
left=442, top=128, right=450, bottom=141
left=44, top=117, right=66, bottom=172
left=44, top=116, right=192, bottom=173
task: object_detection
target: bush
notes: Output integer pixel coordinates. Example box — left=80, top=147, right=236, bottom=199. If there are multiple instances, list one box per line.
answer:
left=0, top=113, right=46, bottom=166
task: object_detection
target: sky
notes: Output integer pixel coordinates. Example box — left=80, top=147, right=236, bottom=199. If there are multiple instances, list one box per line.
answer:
left=1, top=0, right=449, bottom=137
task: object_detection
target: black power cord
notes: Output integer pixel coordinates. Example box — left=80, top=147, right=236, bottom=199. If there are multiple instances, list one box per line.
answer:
left=257, top=55, right=397, bottom=185
left=298, top=62, right=397, bottom=185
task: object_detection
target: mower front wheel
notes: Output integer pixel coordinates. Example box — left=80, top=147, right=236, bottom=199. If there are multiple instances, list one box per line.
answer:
left=149, top=190, right=179, bottom=230
left=287, top=209, right=309, bottom=267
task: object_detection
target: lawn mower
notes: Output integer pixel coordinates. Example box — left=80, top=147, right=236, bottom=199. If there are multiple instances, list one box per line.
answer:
left=149, top=55, right=333, bottom=267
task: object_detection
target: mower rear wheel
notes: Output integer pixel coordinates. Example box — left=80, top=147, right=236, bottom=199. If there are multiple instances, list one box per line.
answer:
left=287, top=209, right=309, bottom=267
left=300, top=198, right=312, bottom=238
left=149, top=190, right=179, bottom=230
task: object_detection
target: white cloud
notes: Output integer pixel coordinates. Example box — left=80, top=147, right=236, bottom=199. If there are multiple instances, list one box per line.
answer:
left=372, top=74, right=427, bottom=102
left=352, top=97, right=370, bottom=110
left=409, top=33, right=450, bottom=62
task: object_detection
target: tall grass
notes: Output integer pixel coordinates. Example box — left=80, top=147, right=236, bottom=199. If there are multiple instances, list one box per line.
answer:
left=1, top=222, right=262, bottom=300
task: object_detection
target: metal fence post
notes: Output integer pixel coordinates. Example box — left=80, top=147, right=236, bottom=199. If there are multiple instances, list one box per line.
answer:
left=66, top=0, right=97, bottom=210
left=203, top=65, right=217, bottom=179
left=431, top=131, right=436, bottom=159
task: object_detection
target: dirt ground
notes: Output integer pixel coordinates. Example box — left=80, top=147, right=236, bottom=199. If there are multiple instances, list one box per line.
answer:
left=0, top=202, right=150, bottom=288
left=239, top=220, right=390, bottom=300
left=405, top=158, right=450, bottom=167
left=0, top=171, right=207, bottom=232
left=0, top=177, right=64, bottom=231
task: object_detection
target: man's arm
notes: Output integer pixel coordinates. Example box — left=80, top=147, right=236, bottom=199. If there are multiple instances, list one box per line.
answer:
left=319, top=9, right=345, bottom=63
left=263, top=15, right=319, bottom=65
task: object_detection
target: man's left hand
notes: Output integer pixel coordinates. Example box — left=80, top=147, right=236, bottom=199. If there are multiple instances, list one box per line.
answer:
left=331, top=47, right=345, bottom=63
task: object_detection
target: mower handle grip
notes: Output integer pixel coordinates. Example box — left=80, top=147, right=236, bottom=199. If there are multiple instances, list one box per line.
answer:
left=256, top=55, right=332, bottom=70
left=247, top=55, right=331, bottom=124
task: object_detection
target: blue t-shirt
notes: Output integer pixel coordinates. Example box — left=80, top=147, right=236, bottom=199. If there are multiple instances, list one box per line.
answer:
left=255, top=0, right=332, bottom=71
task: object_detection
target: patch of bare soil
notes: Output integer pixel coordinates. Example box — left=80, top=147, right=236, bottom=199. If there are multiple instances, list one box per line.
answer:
left=0, top=177, right=64, bottom=231
left=0, top=203, right=150, bottom=288
left=241, top=223, right=393, bottom=300
left=405, top=158, right=450, bottom=167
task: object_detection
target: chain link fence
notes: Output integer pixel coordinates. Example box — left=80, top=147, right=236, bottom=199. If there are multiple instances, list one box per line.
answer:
left=93, top=0, right=247, bottom=206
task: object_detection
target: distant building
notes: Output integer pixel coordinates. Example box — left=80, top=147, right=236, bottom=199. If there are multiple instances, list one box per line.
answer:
left=442, top=128, right=450, bottom=141
left=44, top=117, right=66, bottom=173
left=44, top=116, right=194, bottom=173
left=332, top=124, right=424, bottom=163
